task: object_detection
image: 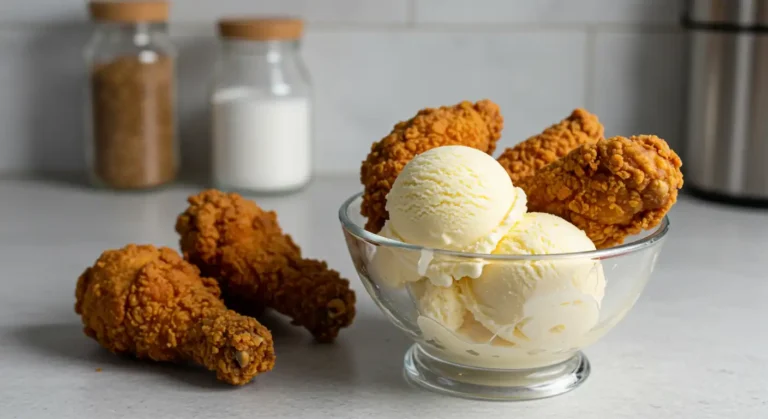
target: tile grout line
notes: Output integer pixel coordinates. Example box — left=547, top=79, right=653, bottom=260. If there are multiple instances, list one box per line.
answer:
left=407, top=0, right=417, bottom=27
left=0, top=21, right=682, bottom=34
left=584, top=26, right=597, bottom=111
left=270, top=22, right=683, bottom=33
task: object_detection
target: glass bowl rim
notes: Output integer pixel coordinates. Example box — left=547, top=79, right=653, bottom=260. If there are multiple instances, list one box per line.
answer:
left=338, top=192, right=670, bottom=261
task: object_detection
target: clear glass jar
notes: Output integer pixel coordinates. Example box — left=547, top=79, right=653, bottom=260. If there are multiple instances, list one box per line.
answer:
left=84, top=1, right=178, bottom=190
left=212, top=18, right=313, bottom=194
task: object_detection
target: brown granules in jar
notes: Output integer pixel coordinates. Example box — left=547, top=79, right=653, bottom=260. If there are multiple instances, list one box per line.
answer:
left=91, top=55, right=176, bottom=189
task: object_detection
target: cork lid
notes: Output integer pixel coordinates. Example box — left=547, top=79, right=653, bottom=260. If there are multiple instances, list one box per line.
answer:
left=218, top=17, right=304, bottom=41
left=89, top=1, right=170, bottom=23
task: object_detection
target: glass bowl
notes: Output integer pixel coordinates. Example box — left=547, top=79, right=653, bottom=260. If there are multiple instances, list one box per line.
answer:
left=339, top=193, right=669, bottom=401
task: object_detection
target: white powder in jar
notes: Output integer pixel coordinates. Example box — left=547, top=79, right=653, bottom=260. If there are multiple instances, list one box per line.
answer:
left=212, top=87, right=311, bottom=192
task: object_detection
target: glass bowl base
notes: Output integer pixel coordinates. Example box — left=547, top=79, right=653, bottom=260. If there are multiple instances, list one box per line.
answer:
left=403, top=344, right=590, bottom=401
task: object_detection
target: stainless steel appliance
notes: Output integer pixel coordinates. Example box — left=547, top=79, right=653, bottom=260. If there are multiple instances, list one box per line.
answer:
left=684, top=0, right=768, bottom=203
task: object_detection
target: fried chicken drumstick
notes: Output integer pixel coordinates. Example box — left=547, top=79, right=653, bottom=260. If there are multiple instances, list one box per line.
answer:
left=175, top=190, right=356, bottom=343
left=360, top=100, right=503, bottom=233
left=518, top=135, right=683, bottom=249
left=497, top=108, right=604, bottom=184
left=75, top=244, right=275, bottom=385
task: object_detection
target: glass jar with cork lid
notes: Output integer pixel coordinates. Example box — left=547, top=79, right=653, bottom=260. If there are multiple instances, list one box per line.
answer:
left=84, top=1, right=178, bottom=190
left=212, top=17, right=313, bottom=194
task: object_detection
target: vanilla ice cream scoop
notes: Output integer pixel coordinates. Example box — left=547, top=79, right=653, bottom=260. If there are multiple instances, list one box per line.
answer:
left=382, top=145, right=527, bottom=286
left=409, top=280, right=466, bottom=331
left=386, top=145, right=520, bottom=250
left=370, top=223, right=423, bottom=288
left=417, top=313, right=578, bottom=369
left=460, top=212, right=606, bottom=348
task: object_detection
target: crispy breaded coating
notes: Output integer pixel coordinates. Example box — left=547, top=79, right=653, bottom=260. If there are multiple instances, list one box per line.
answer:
left=518, top=135, right=683, bottom=249
left=360, top=100, right=504, bottom=233
left=75, top=244, right=275, bottom=385
left=175, top=190, right=356, bottom=343
left=497, top=109, right=604, bottom=184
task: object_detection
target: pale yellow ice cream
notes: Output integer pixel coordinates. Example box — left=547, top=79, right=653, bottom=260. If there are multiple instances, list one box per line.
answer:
left=386, top=145, right=519, bottom=250
left=417, top=313, right=577, bottom=369
left=409, top=281, right=466, bottom=331
left=367, top=146, right=605, bottom=368
left=380, top=145, right=527, bottom=286
left=459, top=212, right=605, bottom=348
left=371, top=222, right=423, bottom=287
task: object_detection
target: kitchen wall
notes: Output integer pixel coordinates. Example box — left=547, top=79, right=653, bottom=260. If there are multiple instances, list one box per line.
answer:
left=0, top=0, right=687, bottom=176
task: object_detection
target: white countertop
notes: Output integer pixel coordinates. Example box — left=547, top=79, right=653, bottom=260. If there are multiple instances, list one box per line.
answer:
left=0, top=176, right=766, bottom=418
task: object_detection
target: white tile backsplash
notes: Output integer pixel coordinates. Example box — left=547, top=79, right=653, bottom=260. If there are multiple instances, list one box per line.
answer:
left=304, top=30, right=587, bottom=174
left=171, top=0, right=410, bottom=24
left=415, top=0, right=684, bottom=25
left=0, top=0, right=689, bottom=175
left=173, top=34, right=218, bottom=175
left=0, top=1, right=85, bottom=24
left=591, top=31, right=687, bottom=149
left=0, top=28, right=88, bottom=171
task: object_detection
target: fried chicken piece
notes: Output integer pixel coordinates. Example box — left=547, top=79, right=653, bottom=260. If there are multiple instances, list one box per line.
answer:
left=360, top=100, right=504, bottom=233
left=175, top=190, right=356, bottom=343
left=497, top=109, right=604, bottom=184
left=518, top=135, right=683, bottom=249
left=75, top=244, right=275, bottom=385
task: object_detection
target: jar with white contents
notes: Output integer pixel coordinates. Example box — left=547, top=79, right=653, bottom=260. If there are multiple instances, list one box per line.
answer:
left=212, top=17, right=312, bottom=193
